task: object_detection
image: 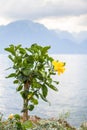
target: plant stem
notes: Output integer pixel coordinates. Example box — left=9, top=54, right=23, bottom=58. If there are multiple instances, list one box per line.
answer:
left=23, top=81, right=30, bottom=122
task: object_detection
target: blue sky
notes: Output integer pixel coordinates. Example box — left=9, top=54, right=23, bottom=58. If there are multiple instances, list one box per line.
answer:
left=0, top=0, right=87, bottom=33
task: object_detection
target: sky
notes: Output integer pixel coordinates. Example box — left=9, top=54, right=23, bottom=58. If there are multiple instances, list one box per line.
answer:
left=0, top=0, right=87, bottom=33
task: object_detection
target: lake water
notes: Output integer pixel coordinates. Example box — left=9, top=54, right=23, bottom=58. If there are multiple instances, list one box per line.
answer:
left=0, top=54, right=87, bottom=127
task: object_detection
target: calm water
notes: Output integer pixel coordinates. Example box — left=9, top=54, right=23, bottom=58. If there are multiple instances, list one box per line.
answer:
left=0, top=54, right=87, bottom=127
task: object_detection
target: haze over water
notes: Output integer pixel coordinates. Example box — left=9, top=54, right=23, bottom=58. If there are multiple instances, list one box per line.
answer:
left=0, top=54, right=87, bottom=127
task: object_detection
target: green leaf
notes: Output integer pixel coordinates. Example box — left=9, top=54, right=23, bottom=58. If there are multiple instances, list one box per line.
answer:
left=17, top=74, right=28, bottom=82
left=20, top=90, right=29, bottom=99
left=53, top=81, right=59, bottom=85
left=14, top=114, right=20, bottom=120
left=15, top=44, right=21, bottom=49
left=42, top=85, right=48, bottom=98
left=31, top=98, right=38, bottom=105
left=48, top=56, right=53, bottom=62
left=42, top=46, right=50, bottom=54
left=47, top=77, right=52, bottom=84
left=50, top=72, right=56, bottom=75
left=48, top=84, right=58, bottom=91
left=14, top=55, right=22, bottom=64
left=13, top=80, right=19, bottom=84
left=22, top=120, right=33, bottom=129
left=6, top=73, right=16, bottom=78
left=16, top=85, right=23, bottom=91
left=19, top=47, right=26, bottom=54
left=28, top=105, right=34, bottom=111
left=35, top=93, right=39, bottom=98
left=39, top=93, right=48, bottom=102
left=22, top=69, right=31, bottom=76
left=26, top=55, right=34, bottom=63
left=5, top=67, right=12, bottom=70
left=5, top=44, right=16, bottom=55
left=8, top=55, right=14, bottom=62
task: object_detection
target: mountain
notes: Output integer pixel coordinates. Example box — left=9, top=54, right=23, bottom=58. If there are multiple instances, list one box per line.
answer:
left=0, top=20, right=87, bottom=54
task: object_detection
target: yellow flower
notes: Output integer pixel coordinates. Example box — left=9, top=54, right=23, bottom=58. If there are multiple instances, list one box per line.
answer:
left=52, top=60, right=65, bottom=75
left=8, top=114, right=14, bottom=119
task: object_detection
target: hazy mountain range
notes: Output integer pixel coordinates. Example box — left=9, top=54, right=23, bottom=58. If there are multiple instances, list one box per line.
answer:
left=0, top=20, right=87, bottom=54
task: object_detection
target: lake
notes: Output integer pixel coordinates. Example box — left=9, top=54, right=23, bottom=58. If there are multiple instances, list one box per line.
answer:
left=0, top=54, right=87, bottom=127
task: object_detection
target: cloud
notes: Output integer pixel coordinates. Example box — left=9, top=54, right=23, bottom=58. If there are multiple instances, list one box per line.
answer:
left=0, top=0, right=87, bottom=32
left=0, top=0, right=87, bottom=20
left=35, top=14, right=87, bottom=33
left=78, top=15, right=87, bottom=26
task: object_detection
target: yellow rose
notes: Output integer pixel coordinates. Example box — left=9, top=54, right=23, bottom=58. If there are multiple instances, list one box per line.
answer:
left=8, top=114, right=14, bottom=119
left=52, top=60, right=65, bottom=75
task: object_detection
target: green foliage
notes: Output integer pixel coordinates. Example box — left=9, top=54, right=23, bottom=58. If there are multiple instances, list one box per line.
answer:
left=80, top=123, right=87, bottom=130
left=5, top=43, right=58, bottom=111
left=58, top=111, right=70, bottom=122
left=22, top=120, right=33, bottom=129
left=0, top=113, right=79, bottom=130
left=30, top=119, right=76, bottom=130
left=5, top=43, right=59, bottom=120
left=0, top=113, right=33, bottom=130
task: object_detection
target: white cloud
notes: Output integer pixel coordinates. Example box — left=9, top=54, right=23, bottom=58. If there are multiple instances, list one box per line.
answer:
left=0, top=17, right=11, bottom=25
left=0, top=0, right=87, bottom=32
left=0, top=0, right=87, bottom=18
left=35, top=14, right=87, bottom=33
